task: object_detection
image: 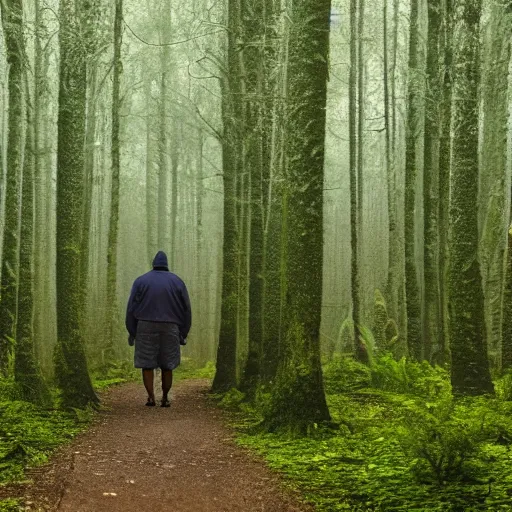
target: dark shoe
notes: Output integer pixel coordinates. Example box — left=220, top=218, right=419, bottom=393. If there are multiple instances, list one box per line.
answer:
left=161, top=398, right=171, bottom=408
left=146, top=398, right=156, bottom=407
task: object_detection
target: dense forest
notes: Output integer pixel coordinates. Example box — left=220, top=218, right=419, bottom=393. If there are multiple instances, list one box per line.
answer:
left=1, top=0, right=512, bottom=509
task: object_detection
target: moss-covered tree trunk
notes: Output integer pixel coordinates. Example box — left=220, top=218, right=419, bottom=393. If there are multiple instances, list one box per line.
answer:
left=436, top=0, right=453, bottom=367
left=0, top=0, right=25, bottom=376
left=15, top=84, right=49, bottom=405
left=105, top=0, right=123, bottom=365
left=350, top=0, right=368, bottom=363
left=423, top=0, right=442, bottom=362
left=448, top=0, right=494, bottom=395
left=404, top=0, right=423, bottom=361
left=260, top=0, right=286, bottom=385
left=55, top=0, right=98, bottom=408
left=266, top=0, right=331, bottom=431
left=497, top=2, right=512, bottom=370
left=212, top=0, right=241, bottom=393
left=384, top=0, right=399, bottom=322
left=480, top=2, right=512, bottom=369
left=240, top=0, right=275, bottom=396
left=503, top=224, right=512, bottom=370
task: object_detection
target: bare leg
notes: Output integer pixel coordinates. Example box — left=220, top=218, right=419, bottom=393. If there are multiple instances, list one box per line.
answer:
left=162, top=370, right=173, bottom=403
left=142, top=369, right=155, bottom=404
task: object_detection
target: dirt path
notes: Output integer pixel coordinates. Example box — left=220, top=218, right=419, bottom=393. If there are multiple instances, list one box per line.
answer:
left=12, top=379, right=310, bottom=512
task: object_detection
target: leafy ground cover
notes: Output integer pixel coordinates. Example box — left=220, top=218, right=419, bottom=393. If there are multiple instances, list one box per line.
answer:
left=222, top=355, right=512, bottom=511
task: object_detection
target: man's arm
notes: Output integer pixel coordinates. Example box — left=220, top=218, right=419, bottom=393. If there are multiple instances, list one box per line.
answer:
left=125, top=281, right=139, bottom=338
left=180, top=283, right=192, bottom=339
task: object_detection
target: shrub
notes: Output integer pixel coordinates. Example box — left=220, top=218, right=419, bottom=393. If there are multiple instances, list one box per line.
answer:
left=370, top=354, right=450, bottom=398
left=401, top=399, right=481, bottom=485
left=495, top=371, right=512, bottom=401
left=323, top=356, right=371, bottom=394
left=337, top=316, right=355, bottom=354
left=218, top=388, right=245, bottom=409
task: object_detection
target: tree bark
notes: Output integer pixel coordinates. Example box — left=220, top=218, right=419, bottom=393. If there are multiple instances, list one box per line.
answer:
left=448, top=0, right=494, bottom=395
left=480, top=2, right=512, bottom=369
left=266, top=0, right=331, bottom=431
left=384, top=0, right=399, bottom=321
left=212, top=0, right=241, bottom=393
left=0, top=0, right=25, bottom=375
left=55, top=0, right=98, bottom=408
left=350, top=0, right=368, bottom=363
left=240, top=0, right=273, bottom=396
left=404, top=0, right=423, bottom=360
left=423, top=0, right=443, bottom=362
left=15, top=80, right=49, bottom=405
left=105, top=0, right=123, bottom=365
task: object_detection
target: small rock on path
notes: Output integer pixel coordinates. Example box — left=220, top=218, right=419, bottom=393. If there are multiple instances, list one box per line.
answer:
left=39, top=379, right=310, bottom=512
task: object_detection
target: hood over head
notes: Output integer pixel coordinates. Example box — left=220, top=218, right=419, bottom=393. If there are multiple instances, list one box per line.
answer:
left=152, top=251, right=169, bottom=270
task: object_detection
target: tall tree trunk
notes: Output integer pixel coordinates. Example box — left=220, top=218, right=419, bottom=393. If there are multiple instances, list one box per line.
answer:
left=384, top=0, right=399, bottom=321
left=0, top=0, right=25, bottom=375
left=423, top=0, right=442, bottom=362
left=266, top=0, right=331, bottom=431
left=404, top=0, right=423, bottom=360
left=157, top=0, right=173, bottom=253
left=261, top=0, right=286, bottom=383
left=480, top=2, right=512, bottom=369
left=448, top=0, right=494, bottom=395
left=437, top=0, right=453, bottom=366
left=212, top=0, right=241, bottom=393
left=170, top=117, right=179, bottom=270
left=15, top=81, right=49, bottom=404
left=496, top=3, right=512, bottom=370
left=33, top=0, right=46, bottom=372
left=157, top=63, right=169, bottom=251
left=145, top=72, right=158, bottom=263
left=105, top=0, right=123, bottom=365
left=80, top=63, right=98, bottom=345
left=240, top=0, right=271, bottom=396
left=55, top=0, right=98, bottom=408
left=350, top=0, right=367, bottom=363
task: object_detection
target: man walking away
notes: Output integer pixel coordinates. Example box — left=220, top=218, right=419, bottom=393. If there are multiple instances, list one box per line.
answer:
left=126, top=251, right=191, bottom=407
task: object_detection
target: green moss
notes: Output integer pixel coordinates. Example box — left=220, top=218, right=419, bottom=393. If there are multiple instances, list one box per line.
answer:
left=0, top=400, right=88, bottom=484
left=0, top=498, right=21, bottom=512
left=174, top=359, right=216, bottom=382
left=225, top=360, right=512, bottom=510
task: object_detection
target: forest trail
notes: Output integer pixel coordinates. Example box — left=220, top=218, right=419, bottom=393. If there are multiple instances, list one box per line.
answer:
left=19, top=379, right=309, bottom=512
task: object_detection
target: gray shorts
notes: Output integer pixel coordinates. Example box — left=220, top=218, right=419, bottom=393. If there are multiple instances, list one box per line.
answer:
left=135, top=321, right=181, bottom=371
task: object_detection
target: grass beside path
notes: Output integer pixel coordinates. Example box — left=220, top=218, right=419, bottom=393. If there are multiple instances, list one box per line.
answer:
left=217, top=355, right=512, bottom=512
left=0, top=358, right=214, bottom=510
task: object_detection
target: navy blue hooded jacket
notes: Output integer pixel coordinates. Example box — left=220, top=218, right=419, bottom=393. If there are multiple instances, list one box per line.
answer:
left=125, top=251, right=192, bottom=339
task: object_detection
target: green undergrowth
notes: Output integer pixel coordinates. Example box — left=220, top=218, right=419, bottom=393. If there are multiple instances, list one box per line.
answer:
left=0, top=498, right=21, bottom=512
left=0, top=364, right=136, bottom=490
left=174, top=358, right=216, bottom=381
left=220, top=355, right=512, bottom=511
left=0, top=399, right=90, bottom=485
